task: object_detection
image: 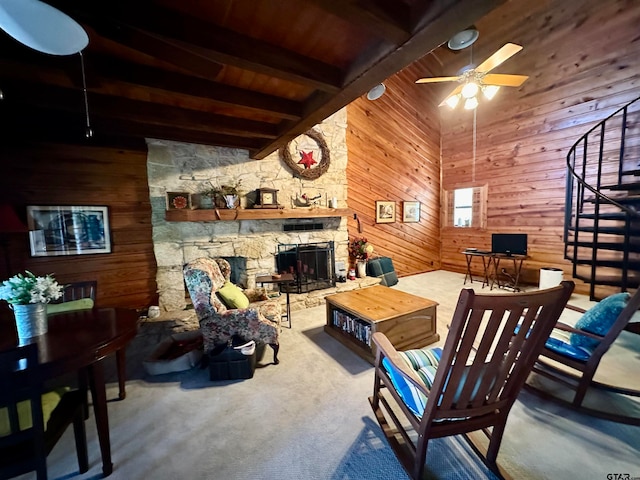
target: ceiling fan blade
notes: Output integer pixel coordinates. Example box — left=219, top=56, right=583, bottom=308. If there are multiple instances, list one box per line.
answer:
left=439, top=84, right=463, bottom=107
left=482, top=73, right=529, bottom=87
left=475, top=43, right=523, bottom=74
left=415, top=76, right=461, bottom=84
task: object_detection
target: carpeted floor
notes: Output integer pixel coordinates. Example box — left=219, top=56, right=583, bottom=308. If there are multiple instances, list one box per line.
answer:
left=23, top=270, right=640, bottom=480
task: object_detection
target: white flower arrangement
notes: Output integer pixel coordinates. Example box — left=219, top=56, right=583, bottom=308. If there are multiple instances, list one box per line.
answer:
left=0, top=271, right=63, bottom=305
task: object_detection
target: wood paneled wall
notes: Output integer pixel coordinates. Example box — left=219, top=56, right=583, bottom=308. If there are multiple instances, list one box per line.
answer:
left=438, top=0, right=640, bottom=297
left=0, top=141, right=157, bottom=310
left=346, top=55, right=443, bottom=276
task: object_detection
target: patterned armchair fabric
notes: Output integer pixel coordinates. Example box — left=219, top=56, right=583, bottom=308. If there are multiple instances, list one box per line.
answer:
left=183, top=257, right=281, bottom=364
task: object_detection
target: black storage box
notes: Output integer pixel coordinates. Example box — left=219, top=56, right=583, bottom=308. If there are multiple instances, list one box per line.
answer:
left=209, top=337, right=257, bottom=381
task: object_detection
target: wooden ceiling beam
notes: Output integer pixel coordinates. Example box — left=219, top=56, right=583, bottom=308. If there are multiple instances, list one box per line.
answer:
left=2, top=81, right=279, bottom=140
left=306, top=0, right=412, bottom=44
left=0, top=52, right=302, bottom=121
left=1, top=103, right=263, bottom=153
left=86, top=22, right=223, bottom=81
left=86, top=55, right=302, bottom=121
left=56, top=1, right=344, bottom=93
left=252, top=0, right=507, bottom=159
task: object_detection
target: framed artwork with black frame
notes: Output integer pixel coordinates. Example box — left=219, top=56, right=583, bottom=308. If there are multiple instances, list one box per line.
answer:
left=26, top=205, right=112, bottom=257
left=375, top=201, right=396, bottom=223
left=403, top=201, right=420, bottom=223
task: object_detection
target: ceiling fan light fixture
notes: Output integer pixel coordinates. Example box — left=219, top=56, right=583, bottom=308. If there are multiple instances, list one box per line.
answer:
left=366, top=83, right=386, bottom=101
left=0, top=0, right=88, bottom=55
left=461, top=82, right=479, bottom=99
left=464, top=97, right=478, bottom=110
left=447, top=28, right=479, bottom=51
left=445, top=94, right=460, bottom=109
left=483, top=85, right=500, bottom=100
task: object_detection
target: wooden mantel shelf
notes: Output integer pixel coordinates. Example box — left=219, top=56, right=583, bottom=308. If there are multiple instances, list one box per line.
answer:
left=165, top=207, right=351, bottom=222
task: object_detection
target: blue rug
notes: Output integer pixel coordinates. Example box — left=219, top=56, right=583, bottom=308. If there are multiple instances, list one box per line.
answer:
left=329, top=416, right=499, bottom=480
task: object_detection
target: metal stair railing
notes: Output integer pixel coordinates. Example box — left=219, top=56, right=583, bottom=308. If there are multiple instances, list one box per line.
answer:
left=565, top=95, right=640, bottom=298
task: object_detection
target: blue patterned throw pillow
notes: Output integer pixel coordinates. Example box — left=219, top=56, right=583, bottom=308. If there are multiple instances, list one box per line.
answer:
left=570, top=292, right=630, bottom=350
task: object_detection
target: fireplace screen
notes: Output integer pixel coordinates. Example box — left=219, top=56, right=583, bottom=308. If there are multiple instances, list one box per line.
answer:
left=276, top=241, right=335, bottom=293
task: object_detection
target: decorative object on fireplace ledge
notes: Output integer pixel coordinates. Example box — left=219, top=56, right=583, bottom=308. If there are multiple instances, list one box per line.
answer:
left=26, top=205, right=111, bottom=257
left=202, top=180, right=242, bottom=209
left=166, top=192, right=192, bottom=210
left=279, top=129, right=331, bottom=180
left=375, top=201, right=396, bottom=224
left=253, top=188, right=281, bottom=209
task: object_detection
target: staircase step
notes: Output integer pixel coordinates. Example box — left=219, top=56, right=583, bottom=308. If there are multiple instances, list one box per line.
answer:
left=564, top=257, right=640, bottom=269
left=577, top=212, right=631, bottom=220
left=603, top=182, right=640, bottom=191
left=584, top=195, right=640, bottom=206
left=573, top=272, right=640, bottom=288
left=568, top=226, right=640, bottom=235
left=567, top=241, right=640, bottom=252
left=620, top=169, right=640, bottom=176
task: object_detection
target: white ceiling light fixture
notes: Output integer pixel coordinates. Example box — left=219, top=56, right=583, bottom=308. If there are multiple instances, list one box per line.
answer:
left=447, top=27, right=479, bottom=51
left=366, top=83, right=386, bottom=101
left=0, top=0, right=88, bottom=55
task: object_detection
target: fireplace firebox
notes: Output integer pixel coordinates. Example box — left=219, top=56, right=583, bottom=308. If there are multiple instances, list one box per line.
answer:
left=276, top=241, right=335, bottom=293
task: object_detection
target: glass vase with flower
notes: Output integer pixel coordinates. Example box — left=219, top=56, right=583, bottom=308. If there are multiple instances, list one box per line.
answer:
left=348, top=237, right=374, bottom=278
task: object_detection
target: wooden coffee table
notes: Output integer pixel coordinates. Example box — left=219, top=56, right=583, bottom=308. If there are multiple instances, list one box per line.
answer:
left=324, top=285, right=439, bottom=364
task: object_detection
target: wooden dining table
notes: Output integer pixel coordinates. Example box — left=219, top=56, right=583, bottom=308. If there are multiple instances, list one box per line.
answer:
left=0, top=307, right=139, bottom=477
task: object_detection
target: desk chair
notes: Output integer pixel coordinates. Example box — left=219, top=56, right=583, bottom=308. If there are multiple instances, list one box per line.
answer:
left=369, top=282, right=574, bottom=480
left=49, top=281, right=127, bottom=401
left=0, top=343, right=88, bottom=480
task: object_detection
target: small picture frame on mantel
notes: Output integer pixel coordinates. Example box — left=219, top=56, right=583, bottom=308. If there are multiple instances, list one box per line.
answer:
left=166, top=192, right=192, bottom=210
left=402, top=201, right=420, bottom=223
left=375, top=201, right=396, bottom=223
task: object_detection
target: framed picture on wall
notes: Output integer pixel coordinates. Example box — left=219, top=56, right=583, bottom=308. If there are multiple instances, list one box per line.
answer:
left=26, top=205, right=111, bottom=257
left=403, top=201, right=420, bottom=223
left=166, top=192, right=192, bottom=210
left=375, top=201, right=396, bottom=223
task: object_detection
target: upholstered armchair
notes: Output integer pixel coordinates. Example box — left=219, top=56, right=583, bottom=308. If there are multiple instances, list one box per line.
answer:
left=183, top=257, right=281, bottom=364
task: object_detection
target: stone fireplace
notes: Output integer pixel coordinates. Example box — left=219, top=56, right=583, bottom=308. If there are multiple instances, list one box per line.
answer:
left=146, top=110, right=350, bottom=312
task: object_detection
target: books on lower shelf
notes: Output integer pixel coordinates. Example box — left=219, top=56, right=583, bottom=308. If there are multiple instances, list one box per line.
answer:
left=332, top=309, right=371, bottom=347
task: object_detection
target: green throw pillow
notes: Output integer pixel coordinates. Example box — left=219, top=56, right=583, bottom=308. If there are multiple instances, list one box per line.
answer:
left=570, top=292, right=630, bottom=350
left=47, top=298, right=94, bottom=314
left=217, top=282, right=250, bottom=309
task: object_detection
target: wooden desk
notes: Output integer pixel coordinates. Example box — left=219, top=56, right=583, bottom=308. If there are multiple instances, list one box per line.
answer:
left=0, top=307, right=139, bottom=477
left=256, top=273, right=295, bottom=328
left=324, top=285, right=439, bottom=364
left=462, top=251, right=527, bottom=291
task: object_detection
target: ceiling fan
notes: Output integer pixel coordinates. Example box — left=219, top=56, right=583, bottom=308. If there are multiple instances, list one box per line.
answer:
left=416, top=43, right=529, bottom=110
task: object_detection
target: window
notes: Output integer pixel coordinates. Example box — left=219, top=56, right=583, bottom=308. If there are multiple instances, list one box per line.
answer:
left=454, top=188, right=473, bottom=227
left=443, top=185, right=487, bottom=228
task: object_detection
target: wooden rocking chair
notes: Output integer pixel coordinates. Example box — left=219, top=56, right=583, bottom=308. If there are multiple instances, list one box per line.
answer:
left=369, top=281, right=574, bottom=480
left=525, top=288, right=640, bottom=425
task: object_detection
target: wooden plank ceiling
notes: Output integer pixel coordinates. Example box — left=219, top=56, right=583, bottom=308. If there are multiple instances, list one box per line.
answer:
left=0, top=0, right=505, bottom=158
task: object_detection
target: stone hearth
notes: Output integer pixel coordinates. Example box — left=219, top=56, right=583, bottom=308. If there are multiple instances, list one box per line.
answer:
left=146, top=110, right=351, bottom=312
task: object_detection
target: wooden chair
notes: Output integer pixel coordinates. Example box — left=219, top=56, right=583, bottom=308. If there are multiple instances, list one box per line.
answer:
left=526, top=288, right=640, bottom=425
left=51, top=281, right=127, bottom=401
left=0, top=343, right=88, bottom=480
left=369, top=281, right=574, bottom=480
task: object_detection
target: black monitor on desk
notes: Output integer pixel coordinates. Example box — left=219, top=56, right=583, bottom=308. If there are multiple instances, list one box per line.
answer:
left=491, top=233, right=527, bottom=256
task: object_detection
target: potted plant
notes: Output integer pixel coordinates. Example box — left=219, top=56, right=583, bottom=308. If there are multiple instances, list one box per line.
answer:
left=0, top=271, right=63, bottom=338
left=202, top=180, right=243, bottom=209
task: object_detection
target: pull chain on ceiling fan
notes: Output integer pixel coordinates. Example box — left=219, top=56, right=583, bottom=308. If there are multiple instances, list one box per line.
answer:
left=417, top=43, right=529, bottom=110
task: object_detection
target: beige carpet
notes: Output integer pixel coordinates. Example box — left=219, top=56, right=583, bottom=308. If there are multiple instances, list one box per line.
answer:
left=22, top=270, right=640, bottom=480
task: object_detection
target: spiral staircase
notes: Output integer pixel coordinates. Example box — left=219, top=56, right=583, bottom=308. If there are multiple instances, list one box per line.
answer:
left=565, top=95, right=640, bottom=300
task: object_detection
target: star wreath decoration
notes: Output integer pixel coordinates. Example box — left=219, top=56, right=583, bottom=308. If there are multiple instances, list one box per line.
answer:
left=298, top=150, right=317, bottom=169
left=279, top=129, right=330, bottom=180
